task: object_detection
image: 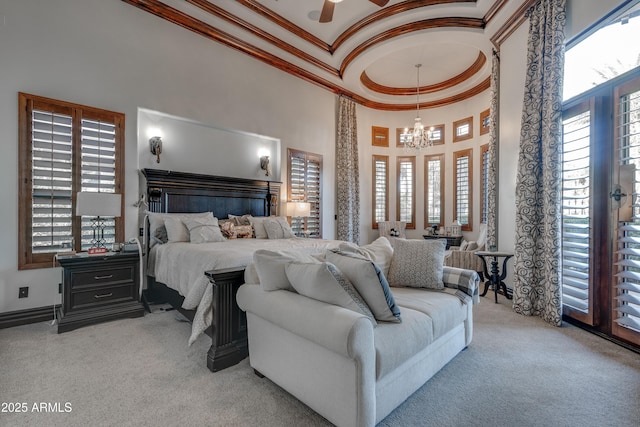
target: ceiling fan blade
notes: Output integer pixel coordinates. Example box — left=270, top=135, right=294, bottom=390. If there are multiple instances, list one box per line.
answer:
left=319, top=1, right=335, bottom=23
left=369, top=0, right=390, bottom=6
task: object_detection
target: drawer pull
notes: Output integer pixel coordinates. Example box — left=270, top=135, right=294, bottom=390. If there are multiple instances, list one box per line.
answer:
left=94, top=292, right=113, bottom=299
left=94, top=274, right=113, bottom=280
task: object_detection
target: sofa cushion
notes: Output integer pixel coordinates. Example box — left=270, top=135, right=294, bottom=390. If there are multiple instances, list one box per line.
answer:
left=285, top=261, right=376, bottom=325
left=338, top=237, right=394, bottom=277
left=325, top=250, right=401, bottom=323
left=373, top=307, right=434, bottom=380
left=392, top=287, right=468, bottom=341
left=387, top=239, right=446, bottom=289
left=253, top=249, right=321, bottom=291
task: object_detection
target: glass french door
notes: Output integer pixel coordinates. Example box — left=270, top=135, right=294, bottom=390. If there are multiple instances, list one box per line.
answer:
left=561, top=71, right=640, bottom=348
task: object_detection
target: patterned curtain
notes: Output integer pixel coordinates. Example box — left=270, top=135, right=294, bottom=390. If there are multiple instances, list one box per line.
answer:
left=486, top=49, right=500, bottom=250
left=513, top=0, right=566, bottom=326
left=336, top=96, right=360, bottom=243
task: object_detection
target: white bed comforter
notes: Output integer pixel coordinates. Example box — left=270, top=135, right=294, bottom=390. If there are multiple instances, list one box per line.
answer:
left=150, top=238, right=342, bottom=345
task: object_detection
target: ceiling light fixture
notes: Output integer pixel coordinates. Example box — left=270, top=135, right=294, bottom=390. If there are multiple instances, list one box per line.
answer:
left=403, top=64, right=434, bottom=150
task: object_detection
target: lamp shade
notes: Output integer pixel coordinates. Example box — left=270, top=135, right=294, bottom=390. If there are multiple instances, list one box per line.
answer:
left=76, top=192, right=122, bottom=217
left=285, top=202, right=311, bottom=218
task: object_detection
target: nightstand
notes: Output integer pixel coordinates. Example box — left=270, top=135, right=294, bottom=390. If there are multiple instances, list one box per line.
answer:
left=57, top=252, right=144, bottom=333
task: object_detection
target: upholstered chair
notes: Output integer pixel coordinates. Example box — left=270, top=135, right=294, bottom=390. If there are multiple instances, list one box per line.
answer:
left=377, top=221, right=406, bottom=239
left=444, top=223, right=487, bottom=280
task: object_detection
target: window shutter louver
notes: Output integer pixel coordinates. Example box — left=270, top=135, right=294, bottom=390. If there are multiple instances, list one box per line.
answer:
left=373, top=156, right=388, bottom=227
left=397, top=157, right=415, bottom=229
left=614, top=86, right=640, bottom=335
left=288, top=150, right=322, bottom=238
left=425, top=156, right=443, bottom=226
left=454, top=150, right=472, bottom=229
left=561, top=109, right=592, bottom=319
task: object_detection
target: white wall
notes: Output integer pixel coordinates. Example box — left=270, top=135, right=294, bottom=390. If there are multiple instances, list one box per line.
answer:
left=0, top=0, right=336, bottom=313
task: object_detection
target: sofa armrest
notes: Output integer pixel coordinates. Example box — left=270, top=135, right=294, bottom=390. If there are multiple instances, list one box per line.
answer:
left=237, top=284, right=374, bottom=359
left=442, top=266, right=480, bottom=304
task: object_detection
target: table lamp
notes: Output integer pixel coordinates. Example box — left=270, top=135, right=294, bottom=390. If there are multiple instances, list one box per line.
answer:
left=285, top=201, right=311, bottom=237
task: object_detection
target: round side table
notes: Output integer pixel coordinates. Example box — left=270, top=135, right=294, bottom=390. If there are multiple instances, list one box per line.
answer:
left=475, top=251, right=514, bottom=303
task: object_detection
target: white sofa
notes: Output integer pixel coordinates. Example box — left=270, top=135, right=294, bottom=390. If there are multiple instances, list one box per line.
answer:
left=237, top=256, right=479, bottom=427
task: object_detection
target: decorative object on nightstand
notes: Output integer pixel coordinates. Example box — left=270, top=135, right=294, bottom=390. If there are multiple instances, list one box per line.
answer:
left=286, top=201, right=311, bottom=237
left=56, top=252, right=144, bottom=333
left=76, top=191, right=122, bottom=254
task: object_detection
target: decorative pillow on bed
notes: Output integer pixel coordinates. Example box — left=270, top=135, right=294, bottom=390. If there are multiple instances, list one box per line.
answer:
left=325, top=250, right=401, bottom=323
left=229, top=214, right=252, bottom=226
left=146, top=211, right=212, bottom=246
left=264, top=216, right=296, bottom=239
left=235, top=225, right=253, bottom=239
left=183, top=216, right=225, bottom=244
left=387, top=239, right=446, bottom=290
left=338, top=237, right=394, bottom=277
left=248, top=216, right=269, bottom=239
left=253, top=249, right=322, bottom=291
left=285, top=261, right=376, bottom=325
left=219, top=220, right=237, bottom=239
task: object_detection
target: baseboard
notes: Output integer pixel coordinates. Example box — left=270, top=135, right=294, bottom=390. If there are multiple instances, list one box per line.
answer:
left=0, top=305, right=59, bottom=329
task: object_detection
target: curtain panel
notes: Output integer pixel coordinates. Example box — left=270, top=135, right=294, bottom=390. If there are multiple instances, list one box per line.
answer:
left=336, top=96, right=360, bottom=243
left=513, top=0, right=566, bottom=326
left=486, top=50, right=500, bottom=250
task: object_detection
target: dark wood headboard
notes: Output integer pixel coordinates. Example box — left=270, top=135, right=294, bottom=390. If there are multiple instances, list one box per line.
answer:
left=142, top=168, right=281, bottom=217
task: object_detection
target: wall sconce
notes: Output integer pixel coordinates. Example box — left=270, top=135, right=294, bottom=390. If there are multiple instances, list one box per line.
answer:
left=260, top=155, right=270, bottom=176
left=149, top=136, right=162, bottom=163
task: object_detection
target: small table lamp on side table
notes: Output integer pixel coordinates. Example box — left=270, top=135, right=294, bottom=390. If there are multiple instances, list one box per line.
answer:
left=475, top=250, right=514, bottom=303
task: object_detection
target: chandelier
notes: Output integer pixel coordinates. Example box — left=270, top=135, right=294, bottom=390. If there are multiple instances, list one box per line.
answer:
left=403, top=64, right=434, bottom=150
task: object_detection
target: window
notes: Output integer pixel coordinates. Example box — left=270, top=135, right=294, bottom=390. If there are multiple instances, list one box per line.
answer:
left=480, top=109, right=491, bottom=135
left=424, top=154, right=444, bottom=228
left=453, top=116, right=473, bottom=142
left=396, top=156, right=415, bottom=229
left=288, top=149, right=322, bottom=238
left=372, top=155, right=389, bottom=228
left=18, top=93, right=124, bottom=270
left=453, top=149, right=473, bottom=231
left=480, top=144, right=490, bottom=224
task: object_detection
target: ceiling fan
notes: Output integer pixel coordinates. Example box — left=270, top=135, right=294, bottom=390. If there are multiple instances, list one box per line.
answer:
left=319, top=0, right=390, bottom=23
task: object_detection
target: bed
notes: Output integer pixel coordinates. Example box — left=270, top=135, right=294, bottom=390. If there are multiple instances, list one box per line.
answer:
left=142, top=168, right=340, bottom=372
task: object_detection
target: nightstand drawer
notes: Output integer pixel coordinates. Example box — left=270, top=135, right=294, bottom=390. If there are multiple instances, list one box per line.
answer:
left=70, top=266, right=135, bottom=289
left=70, top=284, right=136, bottom=310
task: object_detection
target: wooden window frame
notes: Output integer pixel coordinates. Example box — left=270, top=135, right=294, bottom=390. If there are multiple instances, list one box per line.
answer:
left=396, top=156, right=416, bottom=229
left=480, top=144, right=490, bottom=224
left=480, top=108, right=491, bottom=135
left=372, top=126, right=389, bottom=147
left=424, top=154, right=445, bottom=228
left=428, top=124, right=446, bottom=145
left=453, top=116, right=474, bottom=142
left=287, top=148, right=323, bottom=238
left=453, top=148, right=473, bottom=231
left=18, top=93, right=124, bottom=270
left=372, top=155, right=389, bottom=229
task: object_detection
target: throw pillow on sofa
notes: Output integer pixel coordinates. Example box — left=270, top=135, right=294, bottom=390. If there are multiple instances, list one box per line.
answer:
left=338, top=236, right=394, bottom=277
left=253, top=249, right=322, bottom=292
left=285, top=261, right=376, bottom=325
left=387, top=239, right=446, bottom=290
left=325, top=250, right=401, bottom=323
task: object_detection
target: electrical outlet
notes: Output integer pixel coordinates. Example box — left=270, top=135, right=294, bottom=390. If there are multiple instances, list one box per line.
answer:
left=58, top=283, right=62, bottom=294
left=19, top=286, right=29, bottom=298
left=139, top=227, right=144, bottom=237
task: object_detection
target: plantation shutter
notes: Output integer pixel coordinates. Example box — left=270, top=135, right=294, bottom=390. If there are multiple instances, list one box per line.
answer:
left=288, top=150, right=322, bottom=238
left=79, top=117, right=119, bottom=250
left=454, top=149, right=472, bottom=230
left=613, top=82, right=640, bottom=339
left=425, top=155, right=443, bottom=226
left=481, top=145, right=489, bottom=224
left=397, top=156, right=415, bottom=229
left=373, top=156, right=388, bottom=227
left=561, top=106, right=593, bottom=323
left=31, top=108, right=74, bottom=254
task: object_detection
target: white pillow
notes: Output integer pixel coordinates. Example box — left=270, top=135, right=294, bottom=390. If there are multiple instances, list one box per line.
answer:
left=338, top=237, right=394, bottom=277
left=253, top=249, right=322, bottom=292
left=164, top=216, right=190, bottom=242
left=145, top=211, right=212, bottom=246
left=387, top=239, right=446, bottom=290
left=248, top=216, right=269, bottom=239
left=183, top=216, right=225, bottom=244
left=285, top=261, right=376, bottom=325
left=264, top=216, right=296, bottom=239
left=325, top=250, right=401, bottom=323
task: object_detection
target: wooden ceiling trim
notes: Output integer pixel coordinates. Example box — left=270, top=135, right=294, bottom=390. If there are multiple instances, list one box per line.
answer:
left=340, top=17, right=485, bottom=77
left=357, top=76, right=491, bottom=111
left=483, top=0, right=509, bottom=26
left=235, top=0, right=331, bottom=53
left=360, top=51, right=487, bottom=95
left=332, top=0, right=477, bottom=52
left=490, top=0, right=537, bottom=48
left=187, top=0, right=339, bottom=77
